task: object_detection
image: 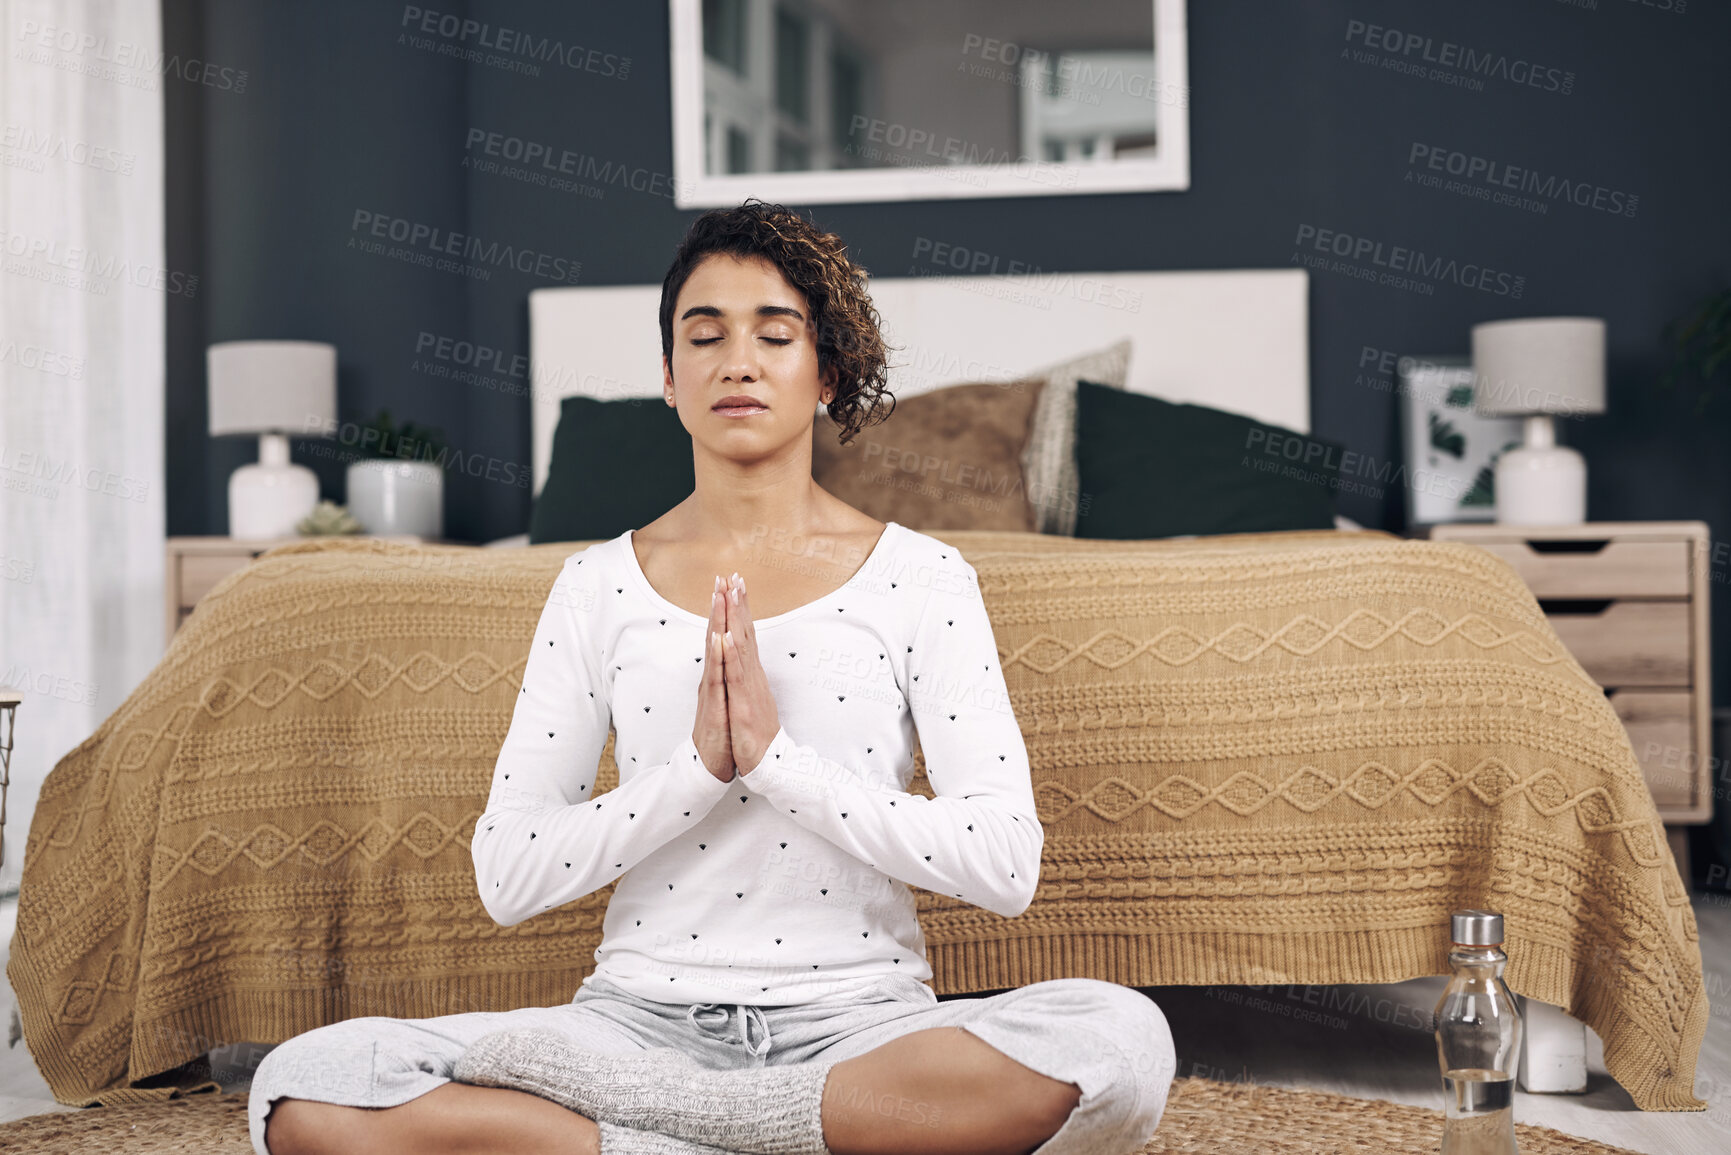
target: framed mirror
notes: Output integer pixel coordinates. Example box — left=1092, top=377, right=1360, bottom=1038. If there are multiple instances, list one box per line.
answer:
left=669, top=0, right=1189, bottom=207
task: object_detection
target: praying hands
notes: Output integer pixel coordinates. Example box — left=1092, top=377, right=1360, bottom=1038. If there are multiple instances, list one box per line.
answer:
left=690, top=572, right=781, bottom=782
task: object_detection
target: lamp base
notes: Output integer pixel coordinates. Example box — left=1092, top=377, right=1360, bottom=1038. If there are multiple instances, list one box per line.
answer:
left=1494, top=415, right=1586, bottom=525
left=229, top=433, right=319, bottom=538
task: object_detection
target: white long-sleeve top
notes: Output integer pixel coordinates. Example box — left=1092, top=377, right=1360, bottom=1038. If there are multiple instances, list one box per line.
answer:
left=472, top=519, right=1044, bottom=1005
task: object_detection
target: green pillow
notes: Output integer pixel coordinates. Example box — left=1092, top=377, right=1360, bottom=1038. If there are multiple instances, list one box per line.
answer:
left=1072, top=380, right=1341, bottom=539
left=528, top=396, right=695, bottom=544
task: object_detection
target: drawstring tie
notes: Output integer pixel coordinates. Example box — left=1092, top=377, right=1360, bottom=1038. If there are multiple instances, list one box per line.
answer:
left=685, top=1000, right=773, bottom=1062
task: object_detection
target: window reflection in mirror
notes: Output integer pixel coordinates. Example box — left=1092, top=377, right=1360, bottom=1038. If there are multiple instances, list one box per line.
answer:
left=699, top=0, right=1170, bottom=177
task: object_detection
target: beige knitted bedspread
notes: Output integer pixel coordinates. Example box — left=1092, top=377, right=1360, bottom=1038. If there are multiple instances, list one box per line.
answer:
left=8, top=531, right=1706, bottom=1110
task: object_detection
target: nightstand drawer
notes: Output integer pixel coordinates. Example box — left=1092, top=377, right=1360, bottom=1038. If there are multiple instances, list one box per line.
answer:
left=1608, top=689, right=1697, bottom=809
left=1426, top=521, right=1710, bottom=830
left=1544, top=600, right=1691, bottom=687
left=1469, top=539, right=1689, bottom=598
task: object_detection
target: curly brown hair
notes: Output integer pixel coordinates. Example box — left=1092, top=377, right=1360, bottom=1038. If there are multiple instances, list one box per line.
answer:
left=659, top=199, right=894, bottom=446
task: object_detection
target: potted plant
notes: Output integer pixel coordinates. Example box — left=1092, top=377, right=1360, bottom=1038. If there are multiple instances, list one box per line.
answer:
left=1659, top=287, right=1731, bottom=416
left=296, top=499, right=363, bottom=536
left=344, top=408, right=450, bottom=539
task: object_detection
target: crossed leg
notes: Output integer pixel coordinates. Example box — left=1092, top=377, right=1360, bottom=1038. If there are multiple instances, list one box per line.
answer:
left=258, top=978, right=1169, bottom=1155
left=265, top=1025, right=1076, bottom=1155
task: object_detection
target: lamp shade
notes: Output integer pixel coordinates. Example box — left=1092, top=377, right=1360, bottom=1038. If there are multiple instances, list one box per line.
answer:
left=1470, top=318, right=1605, bottom=418
left=208, top=340, right=337, bottom=436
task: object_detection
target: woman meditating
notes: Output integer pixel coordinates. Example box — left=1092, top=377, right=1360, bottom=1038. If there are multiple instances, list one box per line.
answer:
left=249, top=200, right=1176, bottom=1155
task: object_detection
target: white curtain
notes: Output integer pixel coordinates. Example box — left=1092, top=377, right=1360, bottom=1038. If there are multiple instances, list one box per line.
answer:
left=0, top=0, right=165, bottom=891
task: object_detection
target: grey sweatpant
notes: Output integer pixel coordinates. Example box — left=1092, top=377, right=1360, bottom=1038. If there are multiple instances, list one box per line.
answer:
left=248, top=971, right=1176, bottom=1155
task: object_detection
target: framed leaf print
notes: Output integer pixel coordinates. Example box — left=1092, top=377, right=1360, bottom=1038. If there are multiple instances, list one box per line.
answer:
left=1397, top=355, right=1524, bottom=527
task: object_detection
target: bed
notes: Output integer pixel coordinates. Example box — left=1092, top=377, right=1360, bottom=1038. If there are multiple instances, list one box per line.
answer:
left=6, top=268, right=1707, bottom=1113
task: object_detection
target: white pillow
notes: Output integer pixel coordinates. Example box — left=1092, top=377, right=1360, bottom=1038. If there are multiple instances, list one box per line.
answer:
left=1018, top=339, right=1133, bottom=535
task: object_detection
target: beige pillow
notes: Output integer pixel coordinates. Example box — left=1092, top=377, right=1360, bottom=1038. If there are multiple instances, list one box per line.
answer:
left=1019, top=339, right=1133, bottom=536
left=811, top=379, right=1046, bottom=531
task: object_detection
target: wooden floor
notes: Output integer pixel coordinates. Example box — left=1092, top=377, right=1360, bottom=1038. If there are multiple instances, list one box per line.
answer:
left=3, top=895, right=1727, bottom=1152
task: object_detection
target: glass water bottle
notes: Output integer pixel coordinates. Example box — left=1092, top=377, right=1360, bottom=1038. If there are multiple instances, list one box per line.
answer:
left=1433, top=910, right=1523, bottom=1155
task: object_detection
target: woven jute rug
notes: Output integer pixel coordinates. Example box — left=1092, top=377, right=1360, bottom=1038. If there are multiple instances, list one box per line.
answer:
left=0, top=1078, right=1642, bottom=1153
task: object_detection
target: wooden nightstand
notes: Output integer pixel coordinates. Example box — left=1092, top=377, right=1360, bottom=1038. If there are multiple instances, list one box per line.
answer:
left=164, top=535, right=429, bottom=644
left=1428, top=523, right=1713, bottom=855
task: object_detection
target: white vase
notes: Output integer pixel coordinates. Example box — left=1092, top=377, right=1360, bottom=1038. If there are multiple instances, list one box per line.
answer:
left=229, top=433, right=320, bottom=538
left=1493, top=415, right=1586, bottom=526
left=346, top=459, right=444, bottom=538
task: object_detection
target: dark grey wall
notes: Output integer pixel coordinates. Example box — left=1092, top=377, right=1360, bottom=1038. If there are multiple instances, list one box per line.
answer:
left=166, top=0, right=1731, bottom=704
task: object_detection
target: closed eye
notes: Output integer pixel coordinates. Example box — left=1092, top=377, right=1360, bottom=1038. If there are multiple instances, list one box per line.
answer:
left=692, top=337, right=792, bottom=346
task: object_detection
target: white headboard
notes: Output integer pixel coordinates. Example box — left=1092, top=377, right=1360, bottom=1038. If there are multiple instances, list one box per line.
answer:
left=527, top=268, right=1309, bottom=498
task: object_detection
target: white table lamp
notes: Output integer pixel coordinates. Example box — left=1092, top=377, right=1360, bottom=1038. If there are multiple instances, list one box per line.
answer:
left=208, top=340, right=337, bottom=538
left=1470, top=318, right=1606, bottom=525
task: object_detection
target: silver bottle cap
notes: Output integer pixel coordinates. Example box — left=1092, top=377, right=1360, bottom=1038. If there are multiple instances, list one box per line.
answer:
left=1451, top=910, right=1504, bottom=946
